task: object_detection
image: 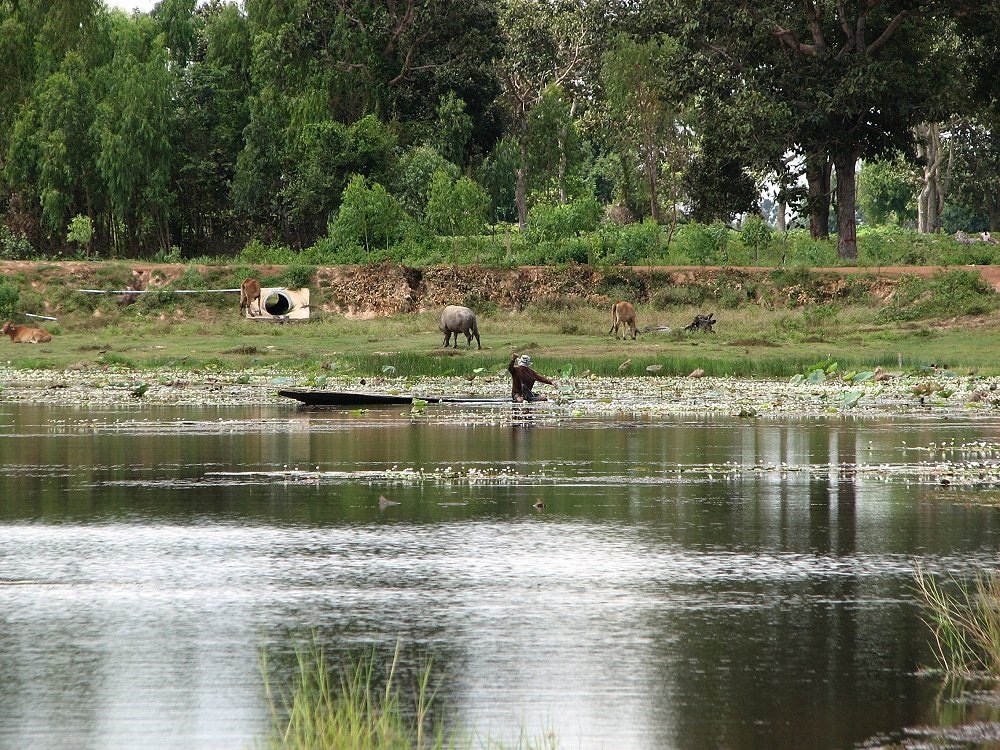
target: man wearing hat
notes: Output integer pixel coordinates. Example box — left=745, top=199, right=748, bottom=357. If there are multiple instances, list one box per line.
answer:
left=508, top=353, right=557, bottom=403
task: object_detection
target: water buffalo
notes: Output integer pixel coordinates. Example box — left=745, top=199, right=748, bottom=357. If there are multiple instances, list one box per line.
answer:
left=240, top=277, right=262, bottom=317
left=609, top=300, right=638, bottom=340
left=440, top=305, right=481, bottom=349
left=2, top=321, right=52, bottom=343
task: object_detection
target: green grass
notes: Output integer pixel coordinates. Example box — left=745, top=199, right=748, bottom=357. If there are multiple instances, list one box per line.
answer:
left=3, top=301, right=1000, bottom=378
left=261, top=639, right=559, bottom=750
left=914, top=562, right=1000, bottom=677
left=3, top=263, right=1000, bottom=378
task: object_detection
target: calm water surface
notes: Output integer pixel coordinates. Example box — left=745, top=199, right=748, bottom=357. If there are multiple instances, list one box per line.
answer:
left=2, top=402, right=1000, bottom=749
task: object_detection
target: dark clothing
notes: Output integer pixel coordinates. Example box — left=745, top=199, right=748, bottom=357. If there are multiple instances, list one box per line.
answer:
left=508, top=355, right=555, bottom=402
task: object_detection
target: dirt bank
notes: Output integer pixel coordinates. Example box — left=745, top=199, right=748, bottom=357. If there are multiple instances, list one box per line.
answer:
left=3, top=260, right=986, bottom=319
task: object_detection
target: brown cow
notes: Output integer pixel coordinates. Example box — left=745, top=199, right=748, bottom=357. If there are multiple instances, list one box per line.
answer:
left=2, top=321, right=52, bottom=343
left=240, top=278, right=262, bottom=317
left=608, top=301, right=638, bottom=340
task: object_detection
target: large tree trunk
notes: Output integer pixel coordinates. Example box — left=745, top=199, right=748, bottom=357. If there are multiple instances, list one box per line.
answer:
left=834, top=147, right=859, bottom=260
left=915, top=122, right=950, bottom=234
left=805, top=151, right=832, bottom=239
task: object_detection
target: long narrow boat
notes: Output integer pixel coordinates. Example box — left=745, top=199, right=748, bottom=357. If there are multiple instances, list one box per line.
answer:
left=277, top=389, right=508, bottom=407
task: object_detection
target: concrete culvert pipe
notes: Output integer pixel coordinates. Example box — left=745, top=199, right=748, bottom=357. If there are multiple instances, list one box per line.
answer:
left=264, top=290, right=294, bottom=316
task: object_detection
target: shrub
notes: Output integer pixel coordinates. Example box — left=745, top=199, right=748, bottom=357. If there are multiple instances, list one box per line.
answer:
left=877, top=269, right=998, bottom=322
left=651, top=284, right=706, bottom=309
left=276, top=264, right=316, bottom=289
left=739, top=215, right=772, bottom=263
left=0, top=278, right=20, bottom=319
left=0, top=226, right=35, bottom=260
left=423, top=171, right=490, bottom=236
left=526, top=196, right=601, bottom=242
left=329, top=175, right=413, bottom=254
left=673, top=222, right=731, bottom=264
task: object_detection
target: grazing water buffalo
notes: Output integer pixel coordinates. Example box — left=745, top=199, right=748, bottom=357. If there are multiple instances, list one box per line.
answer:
left=240, top=277, right=262, bottom=317
left=440, top=305, right=481, bottom=349
left=609, top=300, right=638, bottom=340
left=2, top=321, right=52, bottom=343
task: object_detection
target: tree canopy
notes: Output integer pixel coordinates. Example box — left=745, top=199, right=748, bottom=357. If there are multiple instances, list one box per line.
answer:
left=0, top=0, right=997, bottom=260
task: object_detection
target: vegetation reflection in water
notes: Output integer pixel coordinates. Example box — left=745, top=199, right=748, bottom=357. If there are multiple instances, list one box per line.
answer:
left=10, top=404, right=1000, bottom=749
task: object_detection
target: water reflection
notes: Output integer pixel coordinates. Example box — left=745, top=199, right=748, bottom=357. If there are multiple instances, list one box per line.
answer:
left=2, top=403, right=1000, bottom=748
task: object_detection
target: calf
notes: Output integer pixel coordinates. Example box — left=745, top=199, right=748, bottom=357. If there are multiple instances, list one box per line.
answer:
left=240, top=277, right=262, bottom=317
left=2, top=321, right=52, bottom=343
left=609, top=300, right=638, bottom=340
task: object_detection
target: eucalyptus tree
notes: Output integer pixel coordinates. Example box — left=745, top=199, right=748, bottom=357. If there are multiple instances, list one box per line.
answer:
left=170, top=0, right=252, bottom=254
left=0, top=0, right=102, bottom=249
left=7, top=52, right=101, bottom=237
left=600, top=32, right=689, bottom=225
left=494, top=0, right=592, bottom=231
left=527, top=84, right=589, bottom=206
left=94, top=12, right=176, bottom=255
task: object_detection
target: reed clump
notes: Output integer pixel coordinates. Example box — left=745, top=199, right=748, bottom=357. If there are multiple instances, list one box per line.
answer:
left=262, top=640, right=559, bottom=750
left=914, top=562, right=1000, bottom=677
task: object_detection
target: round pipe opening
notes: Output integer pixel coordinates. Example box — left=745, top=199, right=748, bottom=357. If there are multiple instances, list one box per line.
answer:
left=264, top=290, right=293, bottom=316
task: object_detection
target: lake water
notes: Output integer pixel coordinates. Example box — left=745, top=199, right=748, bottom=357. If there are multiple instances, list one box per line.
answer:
left=2, top=401, right=1000, bottom=749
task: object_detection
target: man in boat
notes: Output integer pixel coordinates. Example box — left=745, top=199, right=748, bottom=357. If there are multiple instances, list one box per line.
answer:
left=508, top=353, right=557, bottom=403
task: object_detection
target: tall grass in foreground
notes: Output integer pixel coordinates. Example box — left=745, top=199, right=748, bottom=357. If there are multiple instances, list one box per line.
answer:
left=914, top=562, right=1000, bottom=677
left=261, top=639, right=559, bottom=750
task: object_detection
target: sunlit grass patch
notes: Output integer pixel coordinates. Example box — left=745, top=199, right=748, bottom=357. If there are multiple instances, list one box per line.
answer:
left=914, top=562, right=1000, bottom=677
left=261, top=639, right=560, bottom=750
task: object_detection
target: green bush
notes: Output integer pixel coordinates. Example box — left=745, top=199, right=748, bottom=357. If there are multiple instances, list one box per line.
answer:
left=673, top=222, right=731, bottom=264
left=739, top=215, right=772, bottom=263
left=276, top=264, right=316, bottom=289
left=0, top=226, right=35, bottom=260
left=0, top=278, right=20, bottom=319
left=651, top=284, right=707, bottom=309
left=423, top=171, right=490, bottom=236
left=526, top=196, right=601, bottom=242
left=785, top=232, right=839, bottom=266
left=329, top=175, right=414, bottom=254
left=877, top=269, right=999, bottom=322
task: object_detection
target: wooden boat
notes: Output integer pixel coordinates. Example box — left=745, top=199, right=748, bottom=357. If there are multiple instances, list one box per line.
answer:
left=277, top=389, right=508, bottom=407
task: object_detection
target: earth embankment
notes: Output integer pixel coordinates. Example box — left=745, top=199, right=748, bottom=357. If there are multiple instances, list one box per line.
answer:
left=2, top=260, right=991, bottom=319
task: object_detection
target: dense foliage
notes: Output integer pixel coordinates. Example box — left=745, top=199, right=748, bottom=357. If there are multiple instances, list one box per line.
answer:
left=0, top=0, right=998, bottom=262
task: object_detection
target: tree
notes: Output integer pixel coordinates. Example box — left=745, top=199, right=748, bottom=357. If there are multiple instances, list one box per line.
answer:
left=948, top=117, right=1000, bottom=231
left=857, top=157, right=917, bottom=226
left=658, top=0, right=966, bottom=259
left=526, top=84, right=589, bottom=206
left=913, top=122, right=953, bottom=233
left=329, top=174, right=412, bottom=254
left=432, top=92, right=473, bottom=168
left=494, top=0, right=589, bottom=231
left=95, top=15, right=176, bottom=255
left=169, top=0, right=252, bottom=255
left=423, top=170, right=490, bottom=236
left=394, top=145, right=461, bottom=216
left=601, top=33, right=688, bottom=225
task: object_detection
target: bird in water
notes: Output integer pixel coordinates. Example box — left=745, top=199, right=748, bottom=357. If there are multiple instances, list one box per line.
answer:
left=533, top=499, right=545, bottom=510
left=379, top=495, right=400, bottom=509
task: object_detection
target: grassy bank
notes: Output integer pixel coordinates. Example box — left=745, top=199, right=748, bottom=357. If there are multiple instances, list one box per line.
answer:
left=1, top=303, right=998, bottom=378
left=1, top=262, right=999, bottom=378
